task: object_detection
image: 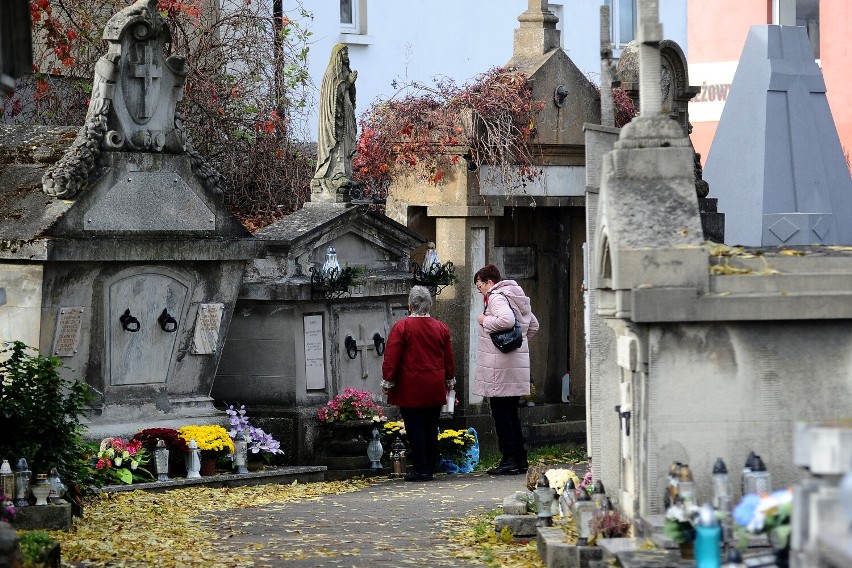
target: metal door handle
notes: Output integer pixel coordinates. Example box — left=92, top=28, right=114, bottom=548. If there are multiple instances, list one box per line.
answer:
left=158, top=309, right=178, bottom=332
left=120, top=309, right=140, bottom=332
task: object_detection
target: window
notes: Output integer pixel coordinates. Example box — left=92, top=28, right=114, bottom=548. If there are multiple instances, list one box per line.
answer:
left=774, top=0, right=819, bottom=59
left=604, top=0, right=637, bottom=48
left=340, top=0, right=358, bottom=33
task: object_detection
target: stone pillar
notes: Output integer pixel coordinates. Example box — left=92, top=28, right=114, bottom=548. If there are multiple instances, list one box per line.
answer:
left=600, top=5, right=616, bottom=128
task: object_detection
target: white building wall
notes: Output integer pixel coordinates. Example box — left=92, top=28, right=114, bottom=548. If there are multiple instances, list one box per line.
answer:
left=290, top=1, right=687, bottom=143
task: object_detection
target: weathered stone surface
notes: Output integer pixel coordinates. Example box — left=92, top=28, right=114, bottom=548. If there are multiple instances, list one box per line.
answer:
left=502, top=492, right=530, bottom=515
left=495, top=514, right=539, bottom=538
left=12, top=502, right=73, bottom=531
left=0, top=521, right=22, bottom=568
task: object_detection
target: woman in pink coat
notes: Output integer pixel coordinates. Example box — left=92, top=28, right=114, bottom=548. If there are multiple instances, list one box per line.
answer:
left=473, top=264, right=539, bottom=475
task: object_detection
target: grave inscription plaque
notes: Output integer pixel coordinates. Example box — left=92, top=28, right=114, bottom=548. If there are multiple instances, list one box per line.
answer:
left=500, top=246, right=536, bottom=279
left=52, top=306, right=84, bottom=357
left=191, top=303, right=224, bottom=355
left=303, top=313, right=326, bottom=390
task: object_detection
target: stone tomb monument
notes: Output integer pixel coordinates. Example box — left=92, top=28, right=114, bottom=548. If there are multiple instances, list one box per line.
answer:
left=0, top=0, right=254, bottom=438
left=213, top=203, right=426, bottom=465
left=705, top=25, right=852, bottom=246
left=586, top=0, right=852, bottom=521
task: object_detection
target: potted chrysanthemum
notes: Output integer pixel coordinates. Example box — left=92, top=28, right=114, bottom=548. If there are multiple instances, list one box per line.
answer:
left=177, top=425, right=234, bottom=476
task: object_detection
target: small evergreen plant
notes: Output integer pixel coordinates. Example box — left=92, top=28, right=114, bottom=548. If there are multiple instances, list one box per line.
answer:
left=0, top=341, right=91, bottom=484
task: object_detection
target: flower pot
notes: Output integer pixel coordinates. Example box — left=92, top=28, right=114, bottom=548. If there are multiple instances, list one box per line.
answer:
left=247, top=459, right=264, bottom=472
left=200, top=457, right=217, bottom=477
left=678, top=540, right=694, bottom=560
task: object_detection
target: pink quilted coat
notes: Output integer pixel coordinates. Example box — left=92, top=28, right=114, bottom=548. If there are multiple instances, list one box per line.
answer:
left=472, top=280, right=539, bottom=398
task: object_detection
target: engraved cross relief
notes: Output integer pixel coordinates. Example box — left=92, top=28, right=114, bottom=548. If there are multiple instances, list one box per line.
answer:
left=345, top=324, right=376, bottom=380
left=129, top=43, right=161, bottom=121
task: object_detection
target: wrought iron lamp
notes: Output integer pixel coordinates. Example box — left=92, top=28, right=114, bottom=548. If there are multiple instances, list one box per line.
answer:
left=367, top=428, right=383, bottom=469
left=233, top=430, right=249, bottom=475
left=154, top=439, right=171, bottom=482
left=14, top=458, right=31, bottom=507
left=389, top=437, right=407, bottom=478
left=411, top=242, right=457, bottom=296
left=310, top=245, right=361, bottom=299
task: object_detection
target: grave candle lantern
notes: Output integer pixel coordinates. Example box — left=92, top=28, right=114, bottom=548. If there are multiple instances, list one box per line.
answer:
left=232, top=430, right=249, bottom=475
left=712, top=458, right=731, bottom=511
left=0, top=460, right=14, bottom=500
left=185, top=439, right=201, bottom=479
left=572, top=487, right=597, bottom=545
left=13, top=458, right=31, bottom=507
left=47, top=467, right=66, bottom=503
left=367, top=428, right=383, bottom=469
left=389, top=437, right=407, bottom=478
left=154, top=439, right=170, bottom=482
left=534, top=476, right=557, bottom=527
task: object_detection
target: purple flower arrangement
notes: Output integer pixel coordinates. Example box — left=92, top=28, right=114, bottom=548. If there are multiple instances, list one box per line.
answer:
left=225, top=404, right=283, bottom=455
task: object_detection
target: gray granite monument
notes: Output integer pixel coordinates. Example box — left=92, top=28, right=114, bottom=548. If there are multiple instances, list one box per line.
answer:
left=705, top=25, right=852, bottom=246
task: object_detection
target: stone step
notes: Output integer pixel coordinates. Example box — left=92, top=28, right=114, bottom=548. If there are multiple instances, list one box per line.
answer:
left=99, top=465, right=326, bottom=494
left=524, top=420, right=586, bottom=447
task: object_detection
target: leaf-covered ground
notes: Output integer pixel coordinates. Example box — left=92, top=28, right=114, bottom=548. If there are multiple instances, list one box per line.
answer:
left=32, top=475, right=549, bottom=567
left=43, top=480, right=372, bottom=567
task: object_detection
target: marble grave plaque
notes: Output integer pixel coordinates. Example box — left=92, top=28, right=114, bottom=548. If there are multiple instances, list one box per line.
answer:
left=52, top=307, right=84, bottom=357
left=191, top=303, right=224, bottom=355
left=303, top=314, right=326, bottom=390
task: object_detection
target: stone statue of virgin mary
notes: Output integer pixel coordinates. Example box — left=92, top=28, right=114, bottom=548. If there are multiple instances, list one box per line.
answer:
left=311, top=43, right=358, bottom=201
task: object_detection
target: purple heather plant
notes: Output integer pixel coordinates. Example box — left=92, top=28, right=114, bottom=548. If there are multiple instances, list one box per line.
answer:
left=0, top=495, right=15, bottom=523
left=225, top=404, right=283, bottom=455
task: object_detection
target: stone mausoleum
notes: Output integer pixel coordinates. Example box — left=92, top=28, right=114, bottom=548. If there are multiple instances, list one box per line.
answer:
left=0, top=0, right=255, bottom=438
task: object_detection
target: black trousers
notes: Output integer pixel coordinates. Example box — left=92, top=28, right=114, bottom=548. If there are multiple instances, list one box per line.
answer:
left=400, top=406, right=441, bottom=474
left=489, top=396, right=526, bottom=460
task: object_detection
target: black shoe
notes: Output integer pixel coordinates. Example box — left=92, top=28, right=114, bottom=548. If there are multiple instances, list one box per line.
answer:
left=516, top=452, right=529, bottom=474
left=487, top=458, right=519, bottom=475
left=403, top=472, right=433, bottom=482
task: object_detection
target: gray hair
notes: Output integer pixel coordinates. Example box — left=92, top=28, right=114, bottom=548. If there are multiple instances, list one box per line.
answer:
left=408, top=285, right=433, bottom=315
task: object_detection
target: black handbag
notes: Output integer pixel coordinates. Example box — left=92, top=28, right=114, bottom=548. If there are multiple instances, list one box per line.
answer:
left=487, top=294, right=523, bottom=353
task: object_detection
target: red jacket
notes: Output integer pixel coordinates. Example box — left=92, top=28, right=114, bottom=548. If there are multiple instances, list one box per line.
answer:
left=382, top=316, right=455, bottom=408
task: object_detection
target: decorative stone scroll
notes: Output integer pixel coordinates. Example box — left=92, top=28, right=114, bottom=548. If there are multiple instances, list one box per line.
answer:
left=191, top=303, right=224, bottom=355
left=42, top=0, right=223, bottom=198
left=52, top=307, right=84, bottom=357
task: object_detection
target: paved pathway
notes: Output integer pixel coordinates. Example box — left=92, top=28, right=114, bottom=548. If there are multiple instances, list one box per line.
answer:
left=208, top=472, right=529, bottom=567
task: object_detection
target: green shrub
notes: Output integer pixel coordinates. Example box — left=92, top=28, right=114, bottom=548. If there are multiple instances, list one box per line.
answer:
left=0, top=341, right=92, bottom=485
left=18, top=530, right=55, bottom=566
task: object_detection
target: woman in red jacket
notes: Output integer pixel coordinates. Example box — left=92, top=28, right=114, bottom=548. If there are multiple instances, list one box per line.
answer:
left=381, top=285, right=455, bottom=482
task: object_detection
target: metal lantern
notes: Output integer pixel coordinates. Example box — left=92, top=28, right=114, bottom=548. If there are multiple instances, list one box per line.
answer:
left=13, top=458, right=31, bottom=507
left=185, top=439, right=201, bottom=479
left=389, top=437, right=407, bottom=478
left=571, top=487, right=597, bottom=545
left=233, top=430, right=249, bottom=475
left=424, top=241, right=440, bottom=269
left=0, top=459, right=13, bottom=500
left=154, top=439, right=171, bottom=482
left=743, top=455, right=771, bottom=495
left=47, top=467, right=66, bottom=503
left=534, top=476, right=557, bottom=527
left=367, top=428, right=383, bottom=469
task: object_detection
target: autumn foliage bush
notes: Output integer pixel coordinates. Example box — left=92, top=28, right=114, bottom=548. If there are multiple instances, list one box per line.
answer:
left=354, top=67, right=545, bottom=191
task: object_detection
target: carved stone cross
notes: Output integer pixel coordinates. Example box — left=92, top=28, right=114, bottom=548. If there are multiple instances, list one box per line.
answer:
left=130, top=43, right=162, bottom=120
left=347, top=324, right=376, bottom=380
